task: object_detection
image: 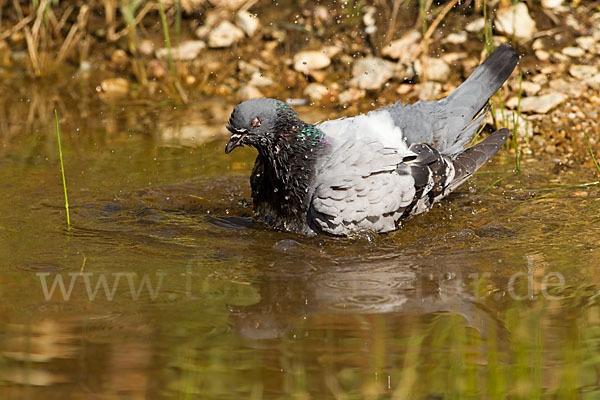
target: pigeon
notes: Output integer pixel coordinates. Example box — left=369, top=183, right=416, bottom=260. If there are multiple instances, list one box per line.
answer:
left=225, top=44, right=518, bottom=236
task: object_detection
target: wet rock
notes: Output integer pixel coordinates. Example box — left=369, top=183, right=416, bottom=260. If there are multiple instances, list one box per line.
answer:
left=535, top=50, right=550, bottom=61
left=494, top=3, right=536, bottom=41
left=307, top=70, right=327, bottom=82
left=363, top=6, right=377, bottom=34
left=575, top=36, right=595, bottom=51
left=548, top=78, right=586, bottom=98
left=541, top=0, right=564, bottom=8
left=139, top=40, right=155, bottom=56
left=321, top=45, right=342, bottom=58
left=238, top=60, right=259, bottom=75
left=207, top=0, right=247, bottom=10
left=237, top=85, right=263, bottom=101
left=350, top=57, right=396, bottom=90
left=110, top=49, right=128, bottom=70
left=338, top=88, right=365, bottom=104
left=147, top=59, right=168, bottom=80
left=208, top=21, right=244, bottom=48
left=304, top=83, right=330, bottom=102
left=97, top=78, right=129, bottom=101
left=156, top=40, right=206, bottom=60
left=417, top=57, right=450, bottom=82
left=381, top=30, right=420, bottom=62
left=569, top=64, right=598, bottom=79
left=273, top=239, right=303, bottom=252
left=466, top=17, right=485, bottom=33
left=519, top=93, right=567, bottom=114
left=562, top=47, right=585, bottom=58
left=414, top=81, right=442, bottom=101
left=236, top=11, right=260, bottom=37
left=248, top=71, right=274, bottom=87
left=396, top=84, right=413, bottom=95
left=442, top=31, right=467, bottom=45
left=293, top=50, right=331, bottom=74
left=588, top=74, right=600, bottom=91
left=510, top=80, right=541, bottom=96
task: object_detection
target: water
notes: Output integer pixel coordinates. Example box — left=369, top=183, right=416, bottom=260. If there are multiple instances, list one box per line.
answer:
left=1, top=84, right=600, bottom=399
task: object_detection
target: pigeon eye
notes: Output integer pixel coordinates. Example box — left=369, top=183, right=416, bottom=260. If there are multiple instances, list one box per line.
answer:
left=250, top=117, right=261, bottom=128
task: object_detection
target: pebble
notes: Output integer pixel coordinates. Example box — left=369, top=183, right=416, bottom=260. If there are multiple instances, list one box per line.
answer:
left=561, top=47, right=585, bottom=58
left=465, top=18, right=485, bottom=33
left=139, top=40, right=155, bottom=56
left=548, top=78, right=586, bottom=98
left=97, top=78, right=129, bottom=101
left=535, top=50, right=550, bottom=61
left=510, top=80, right=541, bottom=96
left=248, top=71, right=274, bottom=87
left=381, top=30, right=421, bottom=61
left=575, top=36, right=595, bottom=51
left=519, top=93, right=567, bottom=114
left=338, top=88, right=365, bottom=104
left=208, top=21, right=244, bottom=48
left=442, top=31, right=467, bottom=45
left=494, top=3, right=536, bottom=41
left=569, top=64, right=598, bottom=79
left=156, top=40, right=206, bottom=60
left=349, top=57, right=396, bottom=90
left=304, top=83, right=330, bottom=102
left=417, top=57, right=450, bottom=82
left=414, top=82, right=442, bottom=101
left=541, top=0, right=564, bottom=8
left=236, top=85, right=263, bottom=101
left=147, top=59, right=167, bottom=80
left=588, top=74, right=600, bottom=91
left=236, top=11, right=260, bottom=37
left=110, top=49, right=128, bottom=70
left=293, top=50, right=331, bottom=74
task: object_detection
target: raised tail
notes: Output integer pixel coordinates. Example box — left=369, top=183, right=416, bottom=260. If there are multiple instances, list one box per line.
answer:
left=386, top=44, right=518, bottom=157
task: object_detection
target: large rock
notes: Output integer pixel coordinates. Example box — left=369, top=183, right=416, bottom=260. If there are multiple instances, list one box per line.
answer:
left=494, top=3, right=536, bottom=41
left=155, top=40, right=206, bottom=60
left=208, top=21, right=244, bottom=48
left=293, top=51, right=331, bottom=74
left=381, top=30, right=421, bottom=62
left=350, top=57, right=396, bottom=90
left=519, top=93, right=567, bottom=114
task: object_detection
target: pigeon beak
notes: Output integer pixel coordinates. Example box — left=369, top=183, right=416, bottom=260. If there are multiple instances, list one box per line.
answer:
left=225, top=126, right=248, bottom=154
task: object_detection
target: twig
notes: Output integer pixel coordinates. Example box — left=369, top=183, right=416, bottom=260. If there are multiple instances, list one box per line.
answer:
left=0, top=12, right=35, bottom=40
left=384, top=0, right=405, bottom=46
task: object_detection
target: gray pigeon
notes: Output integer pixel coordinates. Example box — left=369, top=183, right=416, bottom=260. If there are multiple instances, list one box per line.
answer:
left=225, top=44, right=518, bottom=236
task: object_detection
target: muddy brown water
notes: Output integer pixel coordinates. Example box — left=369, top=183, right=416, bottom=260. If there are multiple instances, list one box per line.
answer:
left=1, top=88, right=600, bottom=398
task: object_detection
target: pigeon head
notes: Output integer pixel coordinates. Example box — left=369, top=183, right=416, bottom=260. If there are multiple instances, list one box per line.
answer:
left=225, top=98, right=299, bottom=154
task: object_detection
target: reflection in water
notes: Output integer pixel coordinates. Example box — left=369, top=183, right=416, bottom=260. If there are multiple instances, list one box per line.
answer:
left=1, top=80, right=600, bottom=398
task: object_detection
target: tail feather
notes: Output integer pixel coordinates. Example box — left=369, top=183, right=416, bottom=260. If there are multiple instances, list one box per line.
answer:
left=385, top=44, right=518, bottom=156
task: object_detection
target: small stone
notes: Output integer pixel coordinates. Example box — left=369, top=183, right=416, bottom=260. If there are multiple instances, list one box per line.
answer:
left=248, top=71, right=274, bottom=87
left=110, top=49, right=128, bottom=70
left=381, top=30, right=421, bottom=61
left=465, top=18, right=485, bottom=33
left=338, top=88, right=365, bottom=104
left=510, top=80, right=541, bottom=96
left=532, top=39, right=545, bottom=50
left=238, top=60, right=259, bottom=75
left=569, top=65, right=598, bottom=79
left=293, top=50, right=331, bottom=74
left=321, top=45, right=342, bottom=58
left=561, top=47, right=585, bottom=58
left=307, top=70, right=327, bottom=82
left=313, top=6, right=329, bottom=23
left=443, top=31, right=467, bottom=45
left=236, top=85, right=263, bottom=101
left=236, top=11, right=260, bottom=37
left=396, top=84, right=413, bottom=95
left=535, top=50, right=550, bottom=61
left=588, top=74, right=600, bottom=91
left=97, top=78, right=129, bottom=101
left=419, top=57, right=450, bottom=82
left=570, top=191, right=589, bottom=198
left=208, top=21, right=244, bottom=48
left=156, top=40, right=206, bottom=60
left=494, top=3, right=536, bottom=41
left=304, top=83, right=330, bottom=102
left=414, top=81, right=442, bottom=101
left=575, top=37, right=595, bottom=51
left=548, top=78, right=586, bottom=98
left=542, top=0, right=564, bottom=8
left=147, top=59, right=167, bottom=80
left=207, top=0, right=247, bottom=10
left=519, top=93, right=567, bottom=114
left=441, top=52, right=467, bottom=65
left=350, top=57, right=396, bottom=90
left=139, top=40, right=155, bottom=56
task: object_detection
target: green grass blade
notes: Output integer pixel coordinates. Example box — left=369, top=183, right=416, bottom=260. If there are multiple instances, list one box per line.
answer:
left=55, top=109, right=70, bottom=229
left=583, top=132, right=600, bottom=174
